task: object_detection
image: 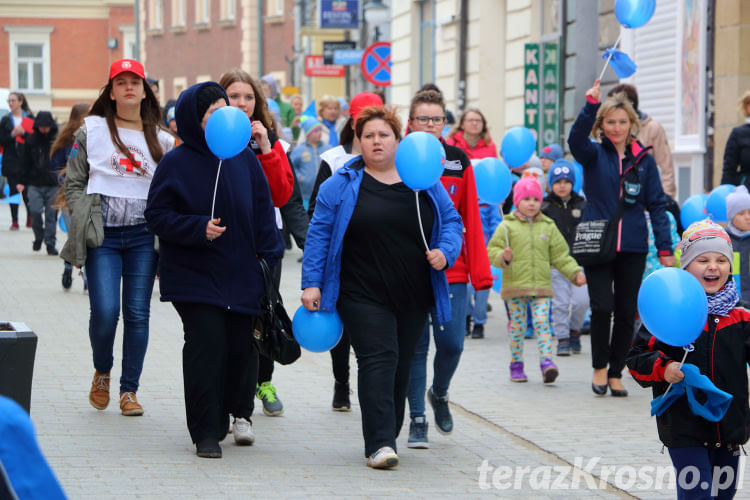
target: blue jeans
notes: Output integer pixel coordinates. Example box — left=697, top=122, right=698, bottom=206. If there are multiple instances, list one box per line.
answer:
left=86, top=224, right=157, bottom=393
left=466, top=284, right=489, bottom=325
left=407, top=282, right=467, bottom=418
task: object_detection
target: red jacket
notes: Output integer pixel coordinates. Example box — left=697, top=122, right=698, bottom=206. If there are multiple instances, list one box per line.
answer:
left=440, top=141, right=493, bottom=289
left=446, top=131, right=498, bottom=160
left=257, top=139, right=294, bottom=207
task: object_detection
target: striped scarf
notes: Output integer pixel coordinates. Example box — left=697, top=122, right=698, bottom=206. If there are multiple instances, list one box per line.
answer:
left=707, top=279, right=740, bottom=317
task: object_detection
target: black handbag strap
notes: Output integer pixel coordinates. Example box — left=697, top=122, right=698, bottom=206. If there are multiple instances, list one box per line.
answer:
left=258, top=258, right=282, bottom=305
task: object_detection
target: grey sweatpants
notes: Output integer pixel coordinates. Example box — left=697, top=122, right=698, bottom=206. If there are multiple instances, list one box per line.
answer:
left=550, top=269, right=589, bottom=340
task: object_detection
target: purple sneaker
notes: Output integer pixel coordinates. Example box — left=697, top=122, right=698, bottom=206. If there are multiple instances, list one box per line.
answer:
left=509, top=362, right=527, bottom=382
left=540, top=358, right=559, bottom=383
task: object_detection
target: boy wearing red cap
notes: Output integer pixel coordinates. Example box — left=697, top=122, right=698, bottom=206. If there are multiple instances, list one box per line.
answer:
left=488, top=176, right=586, bottom=383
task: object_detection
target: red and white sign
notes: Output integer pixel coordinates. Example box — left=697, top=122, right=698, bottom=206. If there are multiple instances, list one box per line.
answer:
left=305, top=55, right=345, bottom=77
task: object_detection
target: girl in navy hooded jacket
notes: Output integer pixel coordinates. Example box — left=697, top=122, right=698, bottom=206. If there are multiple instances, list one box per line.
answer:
left=145, top=82, right=283, bottom=459
left=568, top=80, right=675, bottom=397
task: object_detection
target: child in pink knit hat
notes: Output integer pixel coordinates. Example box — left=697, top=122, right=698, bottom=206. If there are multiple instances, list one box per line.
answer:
left=488, top=176, right=586, bottom=383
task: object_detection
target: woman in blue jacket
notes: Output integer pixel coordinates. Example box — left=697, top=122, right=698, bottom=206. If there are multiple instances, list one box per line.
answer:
left=568, top=80, right=675, bottom=397
left=301, top=106, right=463, bottom=469
left=145, top=82, right=284, bottom=459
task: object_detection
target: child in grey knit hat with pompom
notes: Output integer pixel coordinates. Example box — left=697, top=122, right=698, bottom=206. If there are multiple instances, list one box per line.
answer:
left=725, top=185, right=750, bottom=306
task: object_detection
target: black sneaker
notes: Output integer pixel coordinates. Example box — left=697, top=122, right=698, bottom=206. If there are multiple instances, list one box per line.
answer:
left=427, top=387, right=453, bottom=434
left=557, top=338, right=571, bottom=356
left=32, top=240, right=42, bottom=251
left=332, top=381, right=351, bottom=412
left=62, top=267, right=73, bottom=290
left=46, top=245, right=58, bottom=256
left=196, top=438, right=222, bottom=458
left=569, top=330, right=582, bottom=354
left=407, top=416, right=429, bottom=449
left=471, top=324, right=484, bottom=339
left=465, top=315, right=472, bottom=337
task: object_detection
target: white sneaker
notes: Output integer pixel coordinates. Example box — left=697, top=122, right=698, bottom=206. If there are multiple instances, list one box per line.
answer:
left=367, top=446, right=399, bottom=469
left=232, top=417, right=255, bottom=446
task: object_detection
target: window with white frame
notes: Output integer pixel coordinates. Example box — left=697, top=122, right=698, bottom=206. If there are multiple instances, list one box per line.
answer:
left=221, top=0, right=235, bottom=20
left=266, top=0, right=283, bottom=16
left=196, top=0, right=211, bottom=23
left=150, top=0, right=164, bottom=29
left=172, top=0, right=186, bottom=26
left=4, top=26, right=53, bottom=94
left=120, top=25, right=136, bottom=59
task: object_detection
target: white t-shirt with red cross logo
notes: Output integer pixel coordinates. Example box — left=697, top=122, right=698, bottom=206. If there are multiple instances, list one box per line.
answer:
left=85, top=115, right=174, bottom=198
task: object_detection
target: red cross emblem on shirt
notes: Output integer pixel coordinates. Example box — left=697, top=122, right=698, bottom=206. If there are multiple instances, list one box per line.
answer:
left=119, top=158, right=141, bottom=172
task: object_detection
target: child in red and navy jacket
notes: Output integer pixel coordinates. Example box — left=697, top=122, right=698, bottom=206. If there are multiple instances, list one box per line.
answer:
left=627, top=220, right=750, bottom=499
left=404, top=89, right=493, bottom=447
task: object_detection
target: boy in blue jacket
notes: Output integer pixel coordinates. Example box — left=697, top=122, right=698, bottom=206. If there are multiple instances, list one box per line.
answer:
left=289, top=118, right=330, bottom=209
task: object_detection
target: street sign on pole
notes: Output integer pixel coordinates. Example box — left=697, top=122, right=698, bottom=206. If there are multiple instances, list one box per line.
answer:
left=333, top=49, right=364, bottom=65
left=305, top=56, right=345, bottom=77
left=318, top=0, right=359, bottom=29
left=360, top=41, right=391, bottom=87
left=323, top=41, right=356, bottom=65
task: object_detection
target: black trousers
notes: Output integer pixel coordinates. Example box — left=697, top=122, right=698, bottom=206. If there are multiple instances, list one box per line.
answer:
left=257, top=260, right=282, bottom=385
left=173, top=302, right=257, bottom=444
left=584, top=252, right=646, bottom=378
left=338, top=298, right=428, bottom=457
left=330, top=329, right=351, bottom=384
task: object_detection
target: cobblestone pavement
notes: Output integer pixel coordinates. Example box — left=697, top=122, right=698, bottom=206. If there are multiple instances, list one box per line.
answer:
left=0, top=207, right=748, bottom=499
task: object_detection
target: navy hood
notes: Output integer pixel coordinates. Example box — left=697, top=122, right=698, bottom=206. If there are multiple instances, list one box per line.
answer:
left=174, top=81, right=228, bottom=155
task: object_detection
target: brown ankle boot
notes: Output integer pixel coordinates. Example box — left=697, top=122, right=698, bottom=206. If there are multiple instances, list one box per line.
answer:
left=89, top=370, right=110, bottom=410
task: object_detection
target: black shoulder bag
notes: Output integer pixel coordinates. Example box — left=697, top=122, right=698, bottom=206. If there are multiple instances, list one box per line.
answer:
left=252, top=259, right=301, bottom=365
left=571, top=162, right=640, bottom=267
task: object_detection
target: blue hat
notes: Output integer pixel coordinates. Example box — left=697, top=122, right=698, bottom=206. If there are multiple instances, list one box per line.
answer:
left=548, top=159, right=576, bottom=187
left=539, top=144, right=563, bottom=161
left=300, top=117, right=323, bottom=135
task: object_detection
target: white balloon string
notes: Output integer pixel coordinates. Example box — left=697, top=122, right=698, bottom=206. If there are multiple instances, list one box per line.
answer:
left=661, top=347, right=690, bottom=398
left=415, top=190, right=430, bottom=251
left=210, top=159, right=223, bottom=221
left=598, top=32, right=624, bottom=81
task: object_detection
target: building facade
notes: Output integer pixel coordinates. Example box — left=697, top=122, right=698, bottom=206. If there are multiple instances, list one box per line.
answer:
left=0, top=0, right=134, bottom=119
left=390, top=0, right=750, bottom=200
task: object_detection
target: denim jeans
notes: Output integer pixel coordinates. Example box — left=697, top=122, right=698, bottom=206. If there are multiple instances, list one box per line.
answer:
left=27, top=185, right=58, bottom=248
left=407, top=282, right=467, bottom=418
left=86, top=224, right=157, bottom=393
left=466, top=284, right=489, bottom=325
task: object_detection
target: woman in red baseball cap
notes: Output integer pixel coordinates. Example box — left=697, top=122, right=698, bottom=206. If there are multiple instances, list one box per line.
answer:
left=61, top=59, right=175, bottom=417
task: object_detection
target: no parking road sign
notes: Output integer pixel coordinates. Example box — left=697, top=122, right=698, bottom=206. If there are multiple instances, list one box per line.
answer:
left=361, top=41, right=391, bottom=87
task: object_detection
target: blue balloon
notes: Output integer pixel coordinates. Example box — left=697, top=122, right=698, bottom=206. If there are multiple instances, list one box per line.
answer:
left=292, top=305, right=344, bottom=353
left=474, top=158, right=512, bottom=204
left=2, top=183, right=8, bottom=197
left=680, top=193, right=708, bottom=229
left=637, top=268, right=708, bottom=347
left=614, top=0, right=656, bottom=29
left=491, top=266, right=502, bottom=293
left=395, top=132, right=446, bottom=191
left=204, top=106, right=252, bottom=159
left=500, top=127, right=536, bottom=168
left=572, top=161, right=584, bottom=194
left=266, top=97, right=280, bottom=116
left=705, top=184, right=735, bottom=223
left=58, top=215, right=67, bottom=234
